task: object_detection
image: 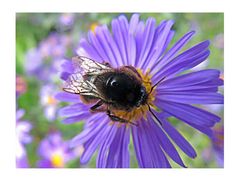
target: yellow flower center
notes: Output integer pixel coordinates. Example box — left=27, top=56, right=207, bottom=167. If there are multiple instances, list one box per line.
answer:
left=47, top=96, right=57, bottom=105
left=112, top=69, right=157, bottom=125
left=51, top=153, right=64, bottom=168
left=90, top=22, right=99, bottom=34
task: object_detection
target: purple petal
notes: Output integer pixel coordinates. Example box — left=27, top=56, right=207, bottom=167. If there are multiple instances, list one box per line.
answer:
left=157, top=69, right=223, bottom=92
left=78, top=39, right=103, bottom=62
left=151, top=31, right=196, bottom=74
left=156, top=92, right=223, bottom=104
left=153, top=49, right=210, bottom=82
left=148, top=116, right=186, bottom=167
left=94, top=26, right=119, bottom=67
left=142, top=20, right=175, bottom=70
left=60, top=72, right=71, bottom=81
left=186, top=122, right=213, bottom=137
left=129, top=14, right=140, bottom=34
left=62, top=113, right=89, bottom=124
left=97, top=125, right=118, bottom=168
left=55, top=92, right=80, bottom=103
left=155, top=100, right=220, bottom=127
left=111, top=18, right=128, bottom=66
left=137, top=17, right=156, bottom=68
left=87, top=30, right=108, bottom=62
left=157, top=112, right=197, bottom=158
left=132, top=119, right=170, bottom=168
left=80, top=118, right=111, bottom=164
left=133, top=21, right=145, bottom=66
left=58, top=103, right=90, bottom=117
left=70, top=116, right=108, bottom=147
left=105, top=126, right=127, bottom=168
left=126, top=33, right=136, bottom=66
left=60, top=59, right=74, bottom=73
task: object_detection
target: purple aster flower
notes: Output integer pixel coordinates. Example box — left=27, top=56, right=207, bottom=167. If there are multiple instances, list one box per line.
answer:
left=37, top=132, right=75, bottom=168
left=16, top=109, right=32, bottom=168
left=56, top=14, right=223, bottom=168
left=40, top=84, right=58, bottom=121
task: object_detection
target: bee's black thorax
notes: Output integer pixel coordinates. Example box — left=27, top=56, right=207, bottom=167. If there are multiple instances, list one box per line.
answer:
left=93, top=71, right=148, bottom=111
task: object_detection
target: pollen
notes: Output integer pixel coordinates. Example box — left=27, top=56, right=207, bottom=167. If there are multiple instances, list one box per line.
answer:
left=112, top=69, right=157, bottom=125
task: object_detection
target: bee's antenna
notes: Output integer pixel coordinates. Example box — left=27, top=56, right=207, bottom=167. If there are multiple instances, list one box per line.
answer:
left=148, top=76, right=166, bottom=96
left=147, top=103, right=162, bottom=126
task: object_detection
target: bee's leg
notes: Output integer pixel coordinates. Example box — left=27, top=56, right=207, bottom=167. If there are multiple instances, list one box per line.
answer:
left=106, top=110, right=138, bottom=126
left=90, top=100, right=106, bottom=113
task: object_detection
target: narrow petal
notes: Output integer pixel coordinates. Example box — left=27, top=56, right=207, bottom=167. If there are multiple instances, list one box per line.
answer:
left=148, top=116, right=186, bottom=167
left=111, top=18, right=128, bottom=66
left=58, top=103, right=90, bottom=117
left=126, top=33, right=136, bottom=66
left=81, top=121, right=112, bottom=164
left=134, top=21, right=145, bottom=66
left=157, top=69, right=223, bottom=92
left=156, top=92, right=223, bottom=104
left=78, top=39, right=103, bottom=62
left=129, top=14, right=140, bottom=35
left=94, top=25, right=119, bottom=67
left=132, top=119, right=170, bottom=168
left=155, top=100, right=220, bottom=127
left=70, top=116, right=108, bottom=147
left=157, top=112, right=197, bottom=158
left=105, top=125, right=130, bottom=168
left=153, top=49, right=210, bottom=82
left=88, top=30, right=109, bottom=62
left=143, top=20, right=175, bottom=70
left=151, top=31, right=196, bottom=74
left=62, top=113, right=91, bottom=124
left=137, top=17, right=156, bottom=68
left=101, top=24, right=123, bottom=67
left=97, top=125, right=118, bottom=168
left=55, top=92, right=80, bottom=103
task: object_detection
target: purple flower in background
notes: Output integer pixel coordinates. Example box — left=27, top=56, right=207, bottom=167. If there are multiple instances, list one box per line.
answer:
left=59, top=13, right=75, bottom=27
left=57, top=14, right=224, bottom=168
left=37, top=132, right=74, bottom=168
left=25, top=32, right=72, bottom=82
left=16, top=109, right=32, bottom=168
left=40, top=84, right=58, bottom=121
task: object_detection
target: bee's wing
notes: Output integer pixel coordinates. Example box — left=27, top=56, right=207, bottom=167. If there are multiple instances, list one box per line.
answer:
left=72, top=56, right=112, bottom=75
left=63, top=73, right=103, bottom=98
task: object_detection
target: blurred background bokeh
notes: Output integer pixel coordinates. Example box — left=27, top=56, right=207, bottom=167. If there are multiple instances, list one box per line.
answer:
left=16, top=13, right=224, bottom=168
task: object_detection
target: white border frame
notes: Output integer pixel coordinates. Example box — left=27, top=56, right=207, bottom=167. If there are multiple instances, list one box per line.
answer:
left=1, top=0, right=239, bottom=179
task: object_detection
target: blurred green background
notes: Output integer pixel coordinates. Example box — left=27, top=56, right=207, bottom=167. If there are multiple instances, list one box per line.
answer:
left=16, top=13, right=224, bottom=168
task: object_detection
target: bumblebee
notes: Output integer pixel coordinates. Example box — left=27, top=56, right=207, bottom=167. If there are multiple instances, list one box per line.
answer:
left=63, top=56, right=163, bottom=126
